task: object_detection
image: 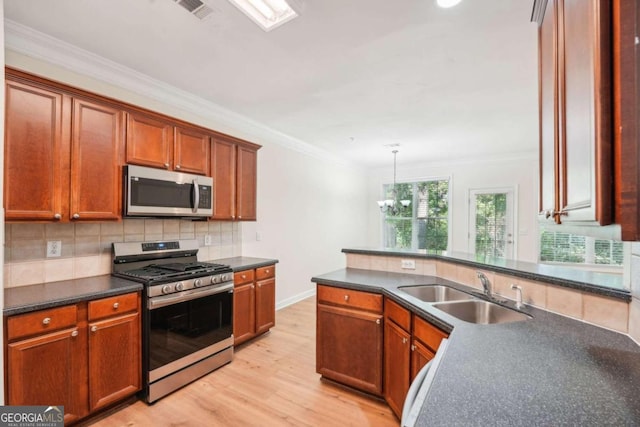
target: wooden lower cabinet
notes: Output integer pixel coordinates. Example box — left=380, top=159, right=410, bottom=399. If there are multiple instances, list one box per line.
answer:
left=316, top=288, right=449, bottom=418
left=316, top=285, right=384, bottom=396
left=233, top=265, right=276, bottom=346
left=5, top=292, right=141, bottom=425
left=7, top=326, right=87, bottom=425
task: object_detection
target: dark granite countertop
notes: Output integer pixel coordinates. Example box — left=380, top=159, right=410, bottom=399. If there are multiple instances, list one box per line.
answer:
left=3, top=275, right=143, bottom=316
left=312, top=268, right=640, bottom=426
left=343, top=247, right=630, bottom=301
left=3, top=257, right=278, bottom=316
left=211, top=256, right=278, bottom=272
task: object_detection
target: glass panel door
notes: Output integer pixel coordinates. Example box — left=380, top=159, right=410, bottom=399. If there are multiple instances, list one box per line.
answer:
left=469, top=189, right=515, bottom=260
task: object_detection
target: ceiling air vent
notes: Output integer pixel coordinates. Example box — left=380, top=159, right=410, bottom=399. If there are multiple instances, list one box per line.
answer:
left=173, top=0, right=215, bottom=20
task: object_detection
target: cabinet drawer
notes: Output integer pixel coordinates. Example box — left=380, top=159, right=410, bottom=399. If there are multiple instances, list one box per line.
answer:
left=88, top=293, right=139, bottom=321
left=234, top=270, right=255, bottom=286
left=317, top=285, right=383, bottom=313
left=384, top=298, right=410, bottom=332
left=413, top=315, right=448, bottom=352
left=255, top=265, right=275, bottom=280
left=7, top=305, right=78, bottom=341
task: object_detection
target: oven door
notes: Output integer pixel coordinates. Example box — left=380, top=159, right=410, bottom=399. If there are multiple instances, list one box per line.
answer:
left=125, top=164, right=213, bottom=217
left=147, top=284, right=233, bottom=383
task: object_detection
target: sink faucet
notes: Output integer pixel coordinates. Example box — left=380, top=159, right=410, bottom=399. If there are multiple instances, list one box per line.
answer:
left=511, top=284, right=525, bottom=309
left=477, top=271, right=492, bottom=298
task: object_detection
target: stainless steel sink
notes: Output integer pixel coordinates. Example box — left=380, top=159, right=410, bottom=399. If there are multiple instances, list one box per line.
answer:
left=432, top=300, right=532, bottom=324
left=397, top=285, right=476, bottom=303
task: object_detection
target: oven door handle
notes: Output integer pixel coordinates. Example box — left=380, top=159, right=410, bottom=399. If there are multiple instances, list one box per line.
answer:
left=148, top=283, right=233, bottom=310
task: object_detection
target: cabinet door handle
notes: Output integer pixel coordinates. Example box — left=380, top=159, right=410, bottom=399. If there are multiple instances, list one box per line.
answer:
left=411, top=344, right=415, bottom=351
left=72, top=213, right=80, bottom=219
left=71, top=330, right=78, bottom=337
left=376, top=318, right=381, bottom=325
left=164, top=163, right=170, bottom=169
left=402, top=337, right=408, bottom=344
left=251, top=285, right=255, bottom=289
left=42, top=317, right=51, bottom=325
left=53, top=213, right=61, bottom=220
left=91, top=326, right=98, bottom=333
left=258, top=283, right=262, bottom=288
left=113, top=302, right=119, bottom=309
left=175, top=164, right=181, bottom=169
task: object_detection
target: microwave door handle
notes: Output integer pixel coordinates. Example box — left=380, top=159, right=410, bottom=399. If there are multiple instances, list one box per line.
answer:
left=192, top=179, right=200, bottom=213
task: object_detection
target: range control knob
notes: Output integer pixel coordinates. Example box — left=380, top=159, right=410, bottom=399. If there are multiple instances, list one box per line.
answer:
left=212, top=275, right=221, bottom=284
left=176, top=282, right=185, bottom=291
left=161, top=285, right=172, bottom=294
left=222, top=274, right=231, bottom=282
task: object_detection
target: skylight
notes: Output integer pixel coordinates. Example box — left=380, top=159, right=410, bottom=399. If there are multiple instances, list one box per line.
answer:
left=227, top=0, right=298, bottom=32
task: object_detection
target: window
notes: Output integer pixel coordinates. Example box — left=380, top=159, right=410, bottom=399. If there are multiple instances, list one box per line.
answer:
left=539, top=230, right=623, bottom=266
left=382, top=180, right=449, bottom=251
left=470, top=189, right=515, bottom=260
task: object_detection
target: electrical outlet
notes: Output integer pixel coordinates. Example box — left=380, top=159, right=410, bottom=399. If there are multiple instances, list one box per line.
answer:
left=204, top=234, right=212, bottom=246
left=47, top=241, right=62, bottom=257
left=401, top=259, right=416, bottom=270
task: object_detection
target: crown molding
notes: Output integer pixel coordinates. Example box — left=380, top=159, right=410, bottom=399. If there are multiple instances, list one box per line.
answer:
left=4, top=19, right=353, bottom=167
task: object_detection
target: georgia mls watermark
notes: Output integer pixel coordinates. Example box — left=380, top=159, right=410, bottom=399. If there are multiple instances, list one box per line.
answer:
left=0, top=406, right=63, bottom=427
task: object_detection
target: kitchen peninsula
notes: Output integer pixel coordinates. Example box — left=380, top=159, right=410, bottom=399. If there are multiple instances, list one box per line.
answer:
left=312, top=248, right=640, bottom=425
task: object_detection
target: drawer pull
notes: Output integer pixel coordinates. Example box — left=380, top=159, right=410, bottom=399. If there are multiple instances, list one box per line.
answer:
left=242, top=274, right=247, bottom=279
left=113, top=302, right=120, bottom=310
left=91, top=326, right=98, bottom=333
left=71, top=330, right=78, bottom=337
left=265, top=269, right=270, bottom=274
left=344, top=295, right=349, bottom=302
left=42, top=317, right=51, bottom=325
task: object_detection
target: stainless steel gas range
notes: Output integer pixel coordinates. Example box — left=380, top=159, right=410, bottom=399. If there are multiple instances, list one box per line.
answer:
left=112, top=239, right=234, bottom=403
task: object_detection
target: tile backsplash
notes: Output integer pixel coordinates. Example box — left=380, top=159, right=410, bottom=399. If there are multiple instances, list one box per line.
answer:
left=3, top=219, right=242, bottom=288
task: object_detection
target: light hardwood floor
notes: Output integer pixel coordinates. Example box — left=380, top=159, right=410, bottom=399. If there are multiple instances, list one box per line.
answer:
left=88, top=296, right=398, bottom=427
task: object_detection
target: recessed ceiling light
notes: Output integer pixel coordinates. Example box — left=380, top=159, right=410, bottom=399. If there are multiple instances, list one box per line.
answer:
left=437, top=0, right=462, bottom=8
left=227, top=0, right=298, bottom=32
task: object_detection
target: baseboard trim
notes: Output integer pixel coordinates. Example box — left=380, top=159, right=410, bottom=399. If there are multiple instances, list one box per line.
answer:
left=276, top=288, right=316, bottom=311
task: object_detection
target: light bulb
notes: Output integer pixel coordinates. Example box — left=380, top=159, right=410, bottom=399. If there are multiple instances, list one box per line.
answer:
left=437, top=0, right=462, bottom=8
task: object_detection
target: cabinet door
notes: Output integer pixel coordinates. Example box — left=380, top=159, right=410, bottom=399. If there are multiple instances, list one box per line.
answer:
left=558, top=0, right=612, bottom=224
left=88, top=311, right=141, bottom=411
left=538, top=0, right=559, bottom=222
left=255, top=277, right=276, bottom=335
left=233, top=282, right=256, bottom=346
left=236, top=146, right=258, bottom=221
left=316, top=303, right=383, bottom=396
left=384, top=320, right=411, bottom=418
left=71, top=98, right=124, bottom=221
left=410, top=339, right=435, bottom=383
left=211, top=138, right=237, bottom=220
left=125, top=112, right=173, bottom=170
left=174, top=127, right=210, bottom=175
left=7, top=327, right=87, bottom=425
left=4, top=80, right=69, bottom=221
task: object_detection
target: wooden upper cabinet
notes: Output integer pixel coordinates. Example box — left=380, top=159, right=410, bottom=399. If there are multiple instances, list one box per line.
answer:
left=174, top=126, right=210, bottom=175
left=211, top=138, right=259, bottom=221
left=237, top=145, right=258, bottom=221
left=4, top=80, right=69, bottom=221
left=534, top=0, right=612, bottom=225
left=211, top=138, right=237, bottom=220
left=613, top=0, right=640, bottom=240
left=71, top=98, right=124, bottom=221
left=125, top=112, right=174, bottom=170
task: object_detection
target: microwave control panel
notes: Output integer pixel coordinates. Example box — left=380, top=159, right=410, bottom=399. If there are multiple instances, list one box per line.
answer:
left=199, top=186, right=212, bottom=208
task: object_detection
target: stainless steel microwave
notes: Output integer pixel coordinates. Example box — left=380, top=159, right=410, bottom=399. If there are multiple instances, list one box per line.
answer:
left=124, top=165, right=213, bottom=218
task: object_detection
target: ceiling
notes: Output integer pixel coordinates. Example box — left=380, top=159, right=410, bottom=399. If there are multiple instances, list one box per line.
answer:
left=3, top=0, right=539, bottom=168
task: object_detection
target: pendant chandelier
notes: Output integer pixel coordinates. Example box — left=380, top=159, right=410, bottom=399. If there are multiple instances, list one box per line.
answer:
left=377, top=150, right=411, bottom=215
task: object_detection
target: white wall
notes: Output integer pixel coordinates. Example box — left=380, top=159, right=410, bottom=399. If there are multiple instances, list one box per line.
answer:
left=367, top=153, right=539, bottom=262
left=0, top=0, right=6, bottom=405
left=3, top=50, right=369, bottom=307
